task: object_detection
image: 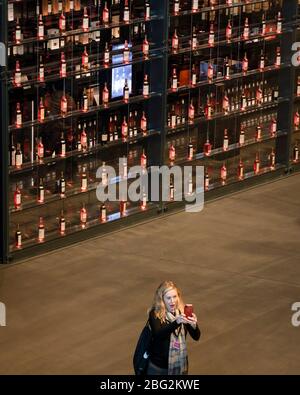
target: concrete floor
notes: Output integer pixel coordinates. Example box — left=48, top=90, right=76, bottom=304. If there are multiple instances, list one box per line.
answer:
left=1, top=173, right=300, bottom=375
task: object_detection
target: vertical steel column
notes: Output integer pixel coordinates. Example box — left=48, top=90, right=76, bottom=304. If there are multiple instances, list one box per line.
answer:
left=160, top=0, right=169, bottom=211
left=0, top=0, right=9, bottom=263
left=276, top=0, right=298, bottom=167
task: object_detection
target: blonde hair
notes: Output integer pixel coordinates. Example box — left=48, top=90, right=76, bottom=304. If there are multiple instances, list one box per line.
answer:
left=148, top=281, right=185, bottom=322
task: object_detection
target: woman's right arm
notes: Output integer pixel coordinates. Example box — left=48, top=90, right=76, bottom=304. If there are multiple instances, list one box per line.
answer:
left=149, top=312, right=180, bottom=341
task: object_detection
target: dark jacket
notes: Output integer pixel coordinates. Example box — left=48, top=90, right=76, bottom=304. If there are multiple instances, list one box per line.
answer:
left=148, top=309, right=201, bottom=369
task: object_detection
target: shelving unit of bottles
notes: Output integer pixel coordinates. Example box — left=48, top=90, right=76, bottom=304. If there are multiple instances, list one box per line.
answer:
left=0, top=0, right=299, bottom=262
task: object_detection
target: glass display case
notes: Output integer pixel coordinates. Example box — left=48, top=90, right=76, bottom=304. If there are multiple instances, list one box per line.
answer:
left=0, top=0, right=299, bottom=263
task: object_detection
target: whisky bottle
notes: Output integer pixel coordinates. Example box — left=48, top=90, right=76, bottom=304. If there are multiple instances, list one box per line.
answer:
left=38, top=217, right=45, bottom=243
left=82, top=7, right=89, bottom=31
left=60, top=52, right=67, bottom=78
left=140, top=150, right=147, bottom=168
left=191, top=27, right=197, bottom=50
left=243, top=17, right=249, bottom=40
left=169, top=144, right=176, bottom=163
left=14, top=184, right=22, bottom=210
left=145, top=1, right=151, bottom=20
left=123, top=40, right=130, bottom=64
left=188, top=140, right=194, bottom=160
left=223, top=129, right=229, bottom=151
left=15, top=18, right=22, bottom=44
left=122, top=116, right=128, bottom=139
left=171, top=68, right=178, bottom=91
left=38, top=178, right=45, bottom=203
left=60, top=211, right=66, bottom=235
left=143, top=74, right=150, bottom=97
left=15, top=143, right=23, bottom=168
left=208, top=21, right=215, bottom=47
left=102, top=82, right=109, bottom=106
left=38, top=14, right=44, bottom=40
left=80, top=203, right=88, bottom=228
left=269, top=149, right=276, bottom=170
left=123, top=0, right=130, bottom=23
left=238, top=159, right=244, bottom=180
left=59, top=171, right=66, bottom=197
left=188, top=99, right=195, bottom=123
left=14, top=61, right=22, bottom=87
left=253, top=153, right=260, bottom=174
left=37, top=137, right=44, bottom=162
left=15, top=225, right=22, bottom=249
left=172, top=29, right=179, bottom=52
left=39, top=56, right=45, bottom=82
left=15, top=103, right=22, bottom=128
left=102, top=2, right=110, bottom=25
left=142, top=35, right=149, bottom=58
left=59, top=11, right=66, bottom=32
left=226, top=19, right=232, bottom=42
left=81, top=167, right=88, bottom=192
left=220, top=163, right=227, bottom=185
left=104, top=42, right=110, bottom=67
left=140, top=111, right=148, bottom=134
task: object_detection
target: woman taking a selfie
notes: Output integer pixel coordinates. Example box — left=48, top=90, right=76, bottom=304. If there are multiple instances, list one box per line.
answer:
left=147, top=280, right=201, bottom=375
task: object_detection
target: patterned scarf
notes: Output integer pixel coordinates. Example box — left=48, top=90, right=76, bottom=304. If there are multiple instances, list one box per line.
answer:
left=166, top=310, right=188, bottom=375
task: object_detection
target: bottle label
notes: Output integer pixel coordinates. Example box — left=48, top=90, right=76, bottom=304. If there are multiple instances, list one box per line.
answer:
left=143, top=85, right=149, bottom=96
left=277, top=22, right=282, bottom=33
left=239, top=134, right=245, bottom=144
left=102, top=133, right=108, bottom=142
left=15, top=73, right=21, bottom=86
left=39, top=26, right=44, bottom=38
left=122, top=125, right=128, bottom=136
left=38, top=146, right=44, bottom=158
left=82, top=179, right=87, bottom=190
left=143, top=43, right=149, bottom=54
left=61, top=181, right=65, bottom=194
left=61, top=221, right=66, bottom=232
left=103, top=10, right=109, bottom=23
left=16, top=114, right=22, bottom=125
left=172, top=78, right=177, bottom=90
left=124, top=10, right=130, bottom=22
left=60, top=19, right=66, bottom=31
left=61, top=64, right=66, bottom=76
left=145, top=5, right=150, bottom=19
left=223, top=140, right=228, bottom=150
left=39, top=228, right=45, bottom=240
left=17, top=234, right=22, bottom=246
left=81, top=212, right=87, bottom=222
left=16, top=30, right=22, bottom=42
left=172, top=37, right=178, bottom=49
left=16, top=153, right=22, bottom=166
left=16, top=194, right=21, bottom=206
left=141, top=119, right=147, bottom=131
left=276, top=56, right=281, bottom=67
left=83, top=18, right=89, bottom=30
left=124, top=51, right=130, bottom=63
left=170, top=187, right=174, bottom=199
left=192, top=74, right=196, bottom=85
left=39, top=68, right=44, bottom=81
left=171, top=115, right=176, bottom=127
left=39, top=189, right=45, bottom=202
left=192, top=0, right=199, bottom=10
left=104, top=52, right=110, bottom=63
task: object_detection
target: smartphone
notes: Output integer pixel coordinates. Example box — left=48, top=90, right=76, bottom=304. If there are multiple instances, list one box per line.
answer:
left=184, top=304, right=193, bottom=318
